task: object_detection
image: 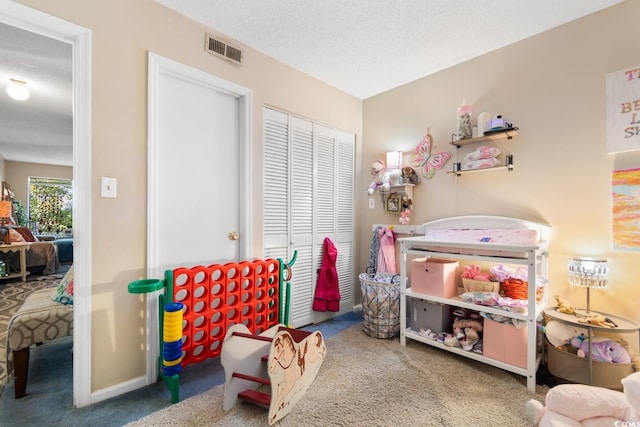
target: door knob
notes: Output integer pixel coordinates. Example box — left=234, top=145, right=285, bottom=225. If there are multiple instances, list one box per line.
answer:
left=228, top=232, right=239, bottom=240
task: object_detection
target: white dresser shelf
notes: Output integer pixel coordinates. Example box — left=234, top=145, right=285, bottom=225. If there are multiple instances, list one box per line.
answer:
left=398, top=215, right=550, bottom=393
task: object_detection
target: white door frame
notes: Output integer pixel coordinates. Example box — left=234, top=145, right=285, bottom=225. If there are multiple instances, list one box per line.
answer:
left=0, top=1, right=93, bottom=408
left=147, top=52, right=252, bottom=383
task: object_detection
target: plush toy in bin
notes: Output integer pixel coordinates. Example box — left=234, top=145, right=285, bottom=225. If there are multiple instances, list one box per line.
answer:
left=570, top=336, right=632, bottom=364
left=543, top=320, right=587, bottom=349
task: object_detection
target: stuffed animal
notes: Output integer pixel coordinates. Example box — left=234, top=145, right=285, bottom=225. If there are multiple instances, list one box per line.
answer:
left=632, top=354, right=640, bottom=372
left=619, top=339, right=640, bottom=371
left=366, top=160, right=390, bottom=195
left=577, top=314, right=617, bottom=328
left=554, top=295, right=576, bottom=315
left=401, top=166, right=420, bottom=185
left=452, top=318, right=483, bottom=332
left=570, top=337, right=631, bottom=363
left=526, top=371, right=640, bottom=426
left=543, top=320, right=587, bottom=349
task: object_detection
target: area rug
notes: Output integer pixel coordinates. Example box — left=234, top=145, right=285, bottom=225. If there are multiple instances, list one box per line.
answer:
left=0, top=272, right=64, bottom=390
left=127, top=323, right=548, bottom=426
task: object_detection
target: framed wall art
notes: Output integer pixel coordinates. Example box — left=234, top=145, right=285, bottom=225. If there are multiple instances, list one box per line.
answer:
left=612, top=168, right=640, bottom=251
left=385, top=192, right=401, bottom=213
left=606, top=66, right=640, bottom=153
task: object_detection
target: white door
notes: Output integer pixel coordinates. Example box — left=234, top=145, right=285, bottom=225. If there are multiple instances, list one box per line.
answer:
left=146, top=52, right=251, bottom=383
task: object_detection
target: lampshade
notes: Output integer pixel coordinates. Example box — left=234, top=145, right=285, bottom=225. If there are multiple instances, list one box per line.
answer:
left=7, top=79, right=30, bottom=101
left=567, top=257, right=608, bottom=317
left=0, top=200, right=12, bottom=219
left=386, top=151, right=403, bottom=170
left=568, top=257, right=608, bottom=288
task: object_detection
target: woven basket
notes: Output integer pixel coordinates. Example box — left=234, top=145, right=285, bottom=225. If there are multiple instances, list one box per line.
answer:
left=501, top=278, right=544, bottom=303
left=359, top=273, right=401, bottom=339
left=461, top=278, right=500, bottom=293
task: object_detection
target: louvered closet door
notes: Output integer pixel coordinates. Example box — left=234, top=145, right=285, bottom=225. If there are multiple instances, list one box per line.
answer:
left=263, top=107, right=354, bottom=327
left=335, top=131, right=355, bottom=309
left=313, top=125, right=355, bottom=317
left=263, top=108, right=290, bottom=262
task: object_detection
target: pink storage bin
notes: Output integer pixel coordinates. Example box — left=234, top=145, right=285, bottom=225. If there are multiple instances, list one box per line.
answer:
left=483, top=318, right=528, bottom=368
left=410, top=257, right=458, bottom=298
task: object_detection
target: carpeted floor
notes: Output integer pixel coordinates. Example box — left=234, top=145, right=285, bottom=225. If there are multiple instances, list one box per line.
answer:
left=127, top=323, right=549, bottom=426
left=0, top=310, right=363, bottom=426
left=0, top=269, right=67, bottom=388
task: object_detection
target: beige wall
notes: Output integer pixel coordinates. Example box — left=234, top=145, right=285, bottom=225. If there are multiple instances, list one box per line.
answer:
left=5, top=161, right=73, bottom=205
left=16, top=0, right=363, bottom=393
left=361, top=1, right=640, bottom=323
left=14, top=0, right=640, bottom=399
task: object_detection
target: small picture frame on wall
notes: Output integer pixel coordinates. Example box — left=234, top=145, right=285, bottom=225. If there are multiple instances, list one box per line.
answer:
left=385, top=192, right=401, bottom=213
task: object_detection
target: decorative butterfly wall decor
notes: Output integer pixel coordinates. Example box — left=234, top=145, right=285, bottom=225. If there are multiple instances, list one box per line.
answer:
left=409, top=129, right=451, bottom=179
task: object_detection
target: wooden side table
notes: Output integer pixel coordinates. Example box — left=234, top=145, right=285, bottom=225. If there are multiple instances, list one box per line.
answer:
left=0, top=242, right=31, bottom=281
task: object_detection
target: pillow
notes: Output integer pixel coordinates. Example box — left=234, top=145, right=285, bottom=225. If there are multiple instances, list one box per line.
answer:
left=8, top=228, right=25, bottom=242
left=544, top=383, right=634, bottom=421
left=52, top=265, right=74, bottom=305
left=13, top=226, right=37, bottom=242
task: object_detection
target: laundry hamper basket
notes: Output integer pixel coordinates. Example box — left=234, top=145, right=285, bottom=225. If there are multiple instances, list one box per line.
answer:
left=359, top=272, right=401, bottom=339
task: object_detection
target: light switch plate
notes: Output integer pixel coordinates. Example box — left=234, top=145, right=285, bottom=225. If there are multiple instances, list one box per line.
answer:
left=369, top=198, right=375, bottom=209
left=101, top=177, right=117, bottom=198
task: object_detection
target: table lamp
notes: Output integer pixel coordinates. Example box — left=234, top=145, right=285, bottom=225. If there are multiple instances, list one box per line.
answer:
left=0, top=200, right=12, bottom=245
left=567, top=257, right=608, bottom=317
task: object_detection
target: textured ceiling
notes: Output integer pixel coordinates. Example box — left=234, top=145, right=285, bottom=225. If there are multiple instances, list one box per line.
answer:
left=155, top=0, right=622, bottom=99
left=0, top=1, right=623, bottom=166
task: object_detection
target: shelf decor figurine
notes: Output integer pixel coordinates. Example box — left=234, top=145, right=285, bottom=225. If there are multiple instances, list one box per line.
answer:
left=567, top=257, right=608, bottom=317
left=409, top=128, right=451, bottom=179
left=457, top=99, right=473, bottom=140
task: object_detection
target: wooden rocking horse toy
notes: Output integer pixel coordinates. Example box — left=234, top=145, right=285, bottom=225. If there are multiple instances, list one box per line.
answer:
left=221, top=323, right=326, bottom=425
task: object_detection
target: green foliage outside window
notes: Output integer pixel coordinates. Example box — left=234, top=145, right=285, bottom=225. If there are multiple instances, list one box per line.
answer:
left=28, top=177, right=72, bottom=234
left=13, top=200, right=27, bottom=226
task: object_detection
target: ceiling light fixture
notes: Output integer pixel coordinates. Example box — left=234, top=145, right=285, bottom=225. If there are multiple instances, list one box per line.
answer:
left=7, top=78, right=30, bottom=101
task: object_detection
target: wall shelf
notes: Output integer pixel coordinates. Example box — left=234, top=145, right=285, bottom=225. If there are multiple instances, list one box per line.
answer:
left=450, top=129, right=518, bottom=148
left=449, top=154, right=514, bottom=176
left=449, top=126, right=518, bottom=175
left=379, top=184, right=414, bottom=214
left=372, top=223, right=425, bottom=235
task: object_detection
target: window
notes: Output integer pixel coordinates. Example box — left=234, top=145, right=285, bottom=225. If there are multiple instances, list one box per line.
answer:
left=28, top=176, right=72, bottom=235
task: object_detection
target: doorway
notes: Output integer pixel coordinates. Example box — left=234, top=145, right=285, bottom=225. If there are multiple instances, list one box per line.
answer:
left=0, top=3, right=92, bottom=408
left=146, top=52, right=251, bottom=382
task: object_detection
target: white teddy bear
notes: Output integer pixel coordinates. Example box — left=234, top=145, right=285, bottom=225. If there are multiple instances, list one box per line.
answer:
left=366, top=160, right=390, bottom=195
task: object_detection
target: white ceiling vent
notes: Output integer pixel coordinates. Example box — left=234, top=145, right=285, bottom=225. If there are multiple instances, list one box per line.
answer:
left=205, top=33, right=242, bottom=65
